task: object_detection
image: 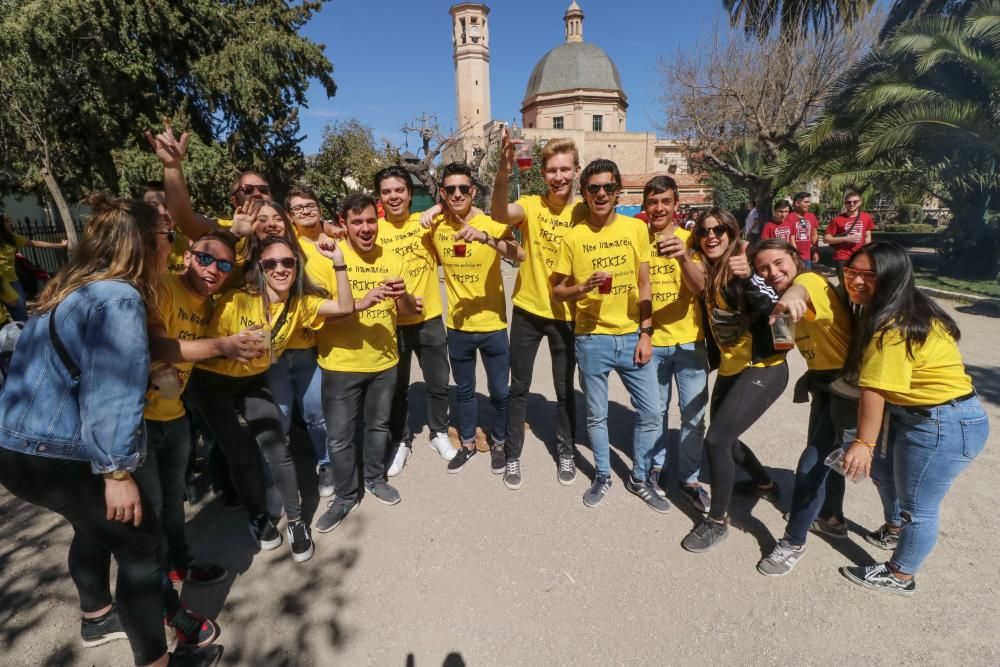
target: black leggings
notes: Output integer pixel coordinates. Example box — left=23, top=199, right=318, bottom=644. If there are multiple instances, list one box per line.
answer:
left=186, top=368, right=302, bottom=522
left=705, top=363, right=788, bottom=520
left=0, top=449, right=168, bottom=665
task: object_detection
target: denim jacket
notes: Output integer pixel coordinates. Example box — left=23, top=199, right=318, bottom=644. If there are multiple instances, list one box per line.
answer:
left=0, top=280, right=150, bottom=473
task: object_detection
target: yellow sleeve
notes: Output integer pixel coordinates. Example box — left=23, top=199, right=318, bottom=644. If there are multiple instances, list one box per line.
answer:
left=216, top=218, right=234, bottom=228
left=152, top=276, right=175, bottom=328
left=301, top=295, right=328, bottom=330
left=14, top=234, right=28, bottom=248
left=554, top=235, right=573, bottom=277
left=635, top=222, right=651, bottom=264
left=795, top=273, right=834, bottom=323
left=859, top=329, right=913, bottom=393
left=207, top=291, right=240, bottom=338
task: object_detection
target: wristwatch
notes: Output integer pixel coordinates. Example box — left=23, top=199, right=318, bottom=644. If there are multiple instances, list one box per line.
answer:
left=102, top=470, right=131, bottom=481
left=639, top=326, right=654, bottom=337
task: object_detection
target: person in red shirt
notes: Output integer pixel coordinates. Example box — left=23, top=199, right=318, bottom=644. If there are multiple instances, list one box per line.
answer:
left=789, top=191, right=819, bottom=269
left=824, top=190, right=874, bottom=280
left=761, top=198, right=795, bottom=250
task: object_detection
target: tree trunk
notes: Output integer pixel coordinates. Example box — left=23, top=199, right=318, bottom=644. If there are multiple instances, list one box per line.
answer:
left=940, top=189, right=997, bottom=280
left=40, top=166, right=80, bottom=250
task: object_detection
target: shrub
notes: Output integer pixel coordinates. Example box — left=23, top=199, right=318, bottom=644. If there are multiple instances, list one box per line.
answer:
left=896, top=204, right=924, bottom=226
left=876, top=223, right=937, bottom=233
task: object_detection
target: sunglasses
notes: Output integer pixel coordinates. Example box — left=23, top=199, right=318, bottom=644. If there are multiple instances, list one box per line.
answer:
left=443, top=184, right=472, bottom=196
left=584, top=183, right=619, bottom=196
left=845, top=199, right=861, bottom=205
left=290, top=202, right=318, bottom=214
left=236, top=183, right=271, bottom=196
left=260, top=257, right=297, bottom=271
left=694, top=226, right=727, bottom=239
left=843, top=267, right=877, bottom=283
left=158, top=230, right=177, bottom=244
left=192, top=251, right=233, bottom=274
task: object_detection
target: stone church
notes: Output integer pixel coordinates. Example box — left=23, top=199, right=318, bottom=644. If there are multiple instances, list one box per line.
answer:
left=448, top=1, right=710, bottom=207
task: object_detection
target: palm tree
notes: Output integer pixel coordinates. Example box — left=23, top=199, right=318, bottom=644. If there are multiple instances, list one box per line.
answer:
left=785, top=0, right=1000, bottom=277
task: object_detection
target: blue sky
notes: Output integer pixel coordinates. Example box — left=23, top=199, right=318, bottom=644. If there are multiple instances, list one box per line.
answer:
left=296, top=0, right=728, bottom=154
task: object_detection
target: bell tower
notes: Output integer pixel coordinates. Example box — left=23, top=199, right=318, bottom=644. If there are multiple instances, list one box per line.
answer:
left=450, top=3, right=491, bottom=144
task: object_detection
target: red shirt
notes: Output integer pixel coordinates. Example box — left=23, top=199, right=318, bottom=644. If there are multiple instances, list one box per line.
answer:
left=763, top=212, right=818, bottom=260
left=825, top=212, right=875, bottom=261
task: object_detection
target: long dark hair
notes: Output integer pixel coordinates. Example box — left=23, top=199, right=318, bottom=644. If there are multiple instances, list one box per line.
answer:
left=845, top=242, right=960, bottom=375
left=689, top=207, right=743, bottom=302
left=0, top=215, right=17, bottom=247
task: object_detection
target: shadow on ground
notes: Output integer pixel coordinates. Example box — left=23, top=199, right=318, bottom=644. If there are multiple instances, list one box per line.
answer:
left=965, top=364, right=1000, bottom=406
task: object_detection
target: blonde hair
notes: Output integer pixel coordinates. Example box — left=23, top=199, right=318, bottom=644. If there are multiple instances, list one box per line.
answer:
left=34, top=194, right=161, bottom=314
left=541, top=138, right=579, bottom=168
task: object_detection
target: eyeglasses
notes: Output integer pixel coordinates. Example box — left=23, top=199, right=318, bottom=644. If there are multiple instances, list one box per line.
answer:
left=584, top=183, right=619, bottom=196
left=845, top=199, right=861, bottom=205
left=694, top=226, right=727, bottom=239
left=236, top=183, right=271, bottom=196
left=158, top=230, right=177, bottom=244
left=290, top=202, right=318, bottom=214
left=843, top=267, right=877, bottom=283
left=192, top=251, right=233, bottom=274
left=260, top=257, right=297, bottom=271
left=443, top=184, right=472, bottom=196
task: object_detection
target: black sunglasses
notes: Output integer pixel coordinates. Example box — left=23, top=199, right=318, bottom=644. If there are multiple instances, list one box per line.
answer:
left=260, top=257, right=297, bottom=271
left=192, top=251, right=233, bottom=274
left=584, top=183, right=619, bottom=196
left=694, top=226, right=727, bottom=239
left=443, top=184, right=472, bottom=196
left=158, top=230, right=177, bottom=244
left=236, top=183, right=271, bottom=196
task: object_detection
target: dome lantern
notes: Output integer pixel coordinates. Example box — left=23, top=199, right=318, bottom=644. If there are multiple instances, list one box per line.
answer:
left=564, top=1, right=583, bottom=43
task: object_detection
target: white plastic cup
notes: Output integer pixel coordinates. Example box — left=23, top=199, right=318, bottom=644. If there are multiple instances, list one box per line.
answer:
left=151, top=364, right=181, bottom=400
left=824, top=448, right=865, bottom=483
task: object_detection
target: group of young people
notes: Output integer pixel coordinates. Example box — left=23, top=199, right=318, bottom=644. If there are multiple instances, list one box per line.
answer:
left=0, top=124, right=989, bottom=667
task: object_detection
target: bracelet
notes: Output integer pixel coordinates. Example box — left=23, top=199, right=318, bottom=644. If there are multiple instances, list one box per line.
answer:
left=333, top=264, right=347, bottom=271
left=851, top=438, right=877, bottom=448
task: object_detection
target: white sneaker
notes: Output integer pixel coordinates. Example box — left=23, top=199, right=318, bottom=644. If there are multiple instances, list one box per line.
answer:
left=387, top=443, right=411, bottom=477
left=429, top=432, right=458, bottom=461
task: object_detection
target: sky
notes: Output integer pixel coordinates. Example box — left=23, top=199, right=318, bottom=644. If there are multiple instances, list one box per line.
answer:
left=296, top=0, right=730, bottom=154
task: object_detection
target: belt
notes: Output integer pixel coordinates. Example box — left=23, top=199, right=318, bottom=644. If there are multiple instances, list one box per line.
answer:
left=904, top=390, right=976, bottom=417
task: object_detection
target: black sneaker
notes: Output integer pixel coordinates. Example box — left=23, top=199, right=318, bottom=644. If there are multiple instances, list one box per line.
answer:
left=648, top=467, right=666, bottom=499
left=80, top=604, right=127, bottom=647
left=287, top=520, right=314, bottom=563
left=490, top=441, right=506, bottom=474
left=168, top=645, right=224, bottom=667
left=557, top=454, right=577, bottom=486
left=447, top=446, right=477, bottom=474
left=626, top=474, right=672, bottom=513
left=733, top=480, right=781, bottom=505
left=249, top=513, right=281, bottom=550
left=365, top=480, right=401, bottom=505
left=316, top=497, right=354, bottom=533
left=503, top=458, right=522, bottom=490
left=811, top=516, right=849, bottom=540
left=681, top=518, right=729, bottom=553
left=679, top=483, right=712, bottom=514
left=864, top=524, right=900, bottom=551
left=317, top=465, right=335, bottom=498
left=840, top=562, right=915, bottom=595
left=582, top=474, right=612, bottom=507
left=165, top=605, right=219, bottom=648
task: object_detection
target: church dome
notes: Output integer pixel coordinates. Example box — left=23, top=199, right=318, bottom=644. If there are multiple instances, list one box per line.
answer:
left=524, top=42, right=624, bottom=99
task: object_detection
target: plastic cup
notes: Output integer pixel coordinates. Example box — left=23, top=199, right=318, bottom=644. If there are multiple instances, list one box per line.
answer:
left=770, top=313, right=796, bottom=350
left=515, top=138, right=534, bottom=170
left=454, top=243, right=467, bottom=258
left=598, top=274, right=613, bottom=295
left=151, top=363, right=181, bottom=400
left=824, top=448, right=866, bottom=482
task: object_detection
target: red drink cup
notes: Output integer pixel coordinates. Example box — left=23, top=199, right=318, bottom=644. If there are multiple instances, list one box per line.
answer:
left=515, top=138, right=534, bottom=170
left=454, top=243, right=467, bottom=258
left=598, top=275, right=613, bottom=294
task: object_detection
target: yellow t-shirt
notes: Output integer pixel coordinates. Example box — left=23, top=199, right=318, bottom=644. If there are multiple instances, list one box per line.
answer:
left=379, top=213, right=443, bottom=326
left=145, top=273, right=212, bottom=421
left=710, top=290, right=786, bottom=377
left=512, top=195, right=589, bottom=322
left=166, top=229, right=191, bottom=275
left=859, top=322, right=973, bottom=406
left=431, top=213, right=511, bottom=333
left=791, top=272, right=851, bottom=371
left=1, top=234, right=28, bottom=282
left=554, top=215, right=649, bottom=335
left=199, top=288, right=327, bottom=378
left=315, top=242, right=406, bottom=373
left=284, top=237, right=329, bottom=350
left=648, top=227, right=702, bottom=346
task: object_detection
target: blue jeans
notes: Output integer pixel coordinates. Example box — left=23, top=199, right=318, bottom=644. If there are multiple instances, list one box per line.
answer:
left=872, top=396, right=988, bottom=575
left=576, top=333, right=660, bottom=480
left=633, top=341, right=708, bottom=484
left=447, top=328, right=509, bottom=445
left=266, top=347, right=328, bottom=466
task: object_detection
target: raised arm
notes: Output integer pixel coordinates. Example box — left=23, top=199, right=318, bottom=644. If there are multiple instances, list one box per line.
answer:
left=148, top=320, right=263, bottom=364
left=145, top=119, right=218, bottom=240
left=490, top=129, right=527, bottom=226
left=314, top=239, right=356, bottom=317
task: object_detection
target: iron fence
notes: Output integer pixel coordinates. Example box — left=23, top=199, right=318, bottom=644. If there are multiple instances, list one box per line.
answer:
left=11, top=219, right=81, bottom=274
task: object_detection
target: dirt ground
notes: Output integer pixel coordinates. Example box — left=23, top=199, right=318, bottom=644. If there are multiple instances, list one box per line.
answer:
left=2, top=271, right=999, bottom=666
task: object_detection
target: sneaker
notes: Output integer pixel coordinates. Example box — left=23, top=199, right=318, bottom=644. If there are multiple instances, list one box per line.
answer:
left=582, top=474, right=612, bottom=508
left=287, top=520, right=314, bottom=563
left=429, top=432, right=458, bottom=461
left=168, top=561, right=228, bottom=586
left=681, top=518, right=729, bottom=553
left=365, top=479, right=401, bottom=505
left=447, top=446, right=477, bottom=474
left=167, top=645, right=224, bottom=667
left=80, top=605, right=127, bottom=647
left=249, top=513, right=282, bottom=550
left=387, top=444, right=411, bottom=477
left=317, top=465, right=335, bottom=497
left=811, top=516, right=849, bottom=540
left=733, top=480, right=781, bottom=505
left=165, top=605, right=218, bottom=648
left=864, top=524, right=900, bottom=551
left=557, top=454, right=577, bottom=486
left=503, top=458, right=522, bottom=490
left=757, top=539, right=806, bottom=576
left=840, top=562, right=915, bottom=595
left=490, top=441, right=506, bottom=474
left=648, top=467, right=666, bottom=499
left=315, top=497, right=354, bottom=533
left=626, top=474, right=672, bottom=513
left=680, top=483, right=712, bottom=514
